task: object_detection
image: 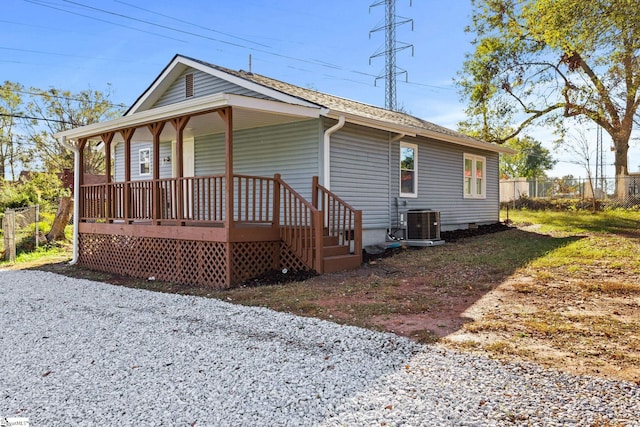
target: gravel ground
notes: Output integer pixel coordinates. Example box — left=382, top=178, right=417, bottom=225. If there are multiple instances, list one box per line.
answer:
left=1, top=270, right=638, bottom=426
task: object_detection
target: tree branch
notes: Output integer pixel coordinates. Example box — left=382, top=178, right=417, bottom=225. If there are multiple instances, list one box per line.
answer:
left=572, top=52, right=621, bottom=127
left=493, top=103, right=565, bottom=143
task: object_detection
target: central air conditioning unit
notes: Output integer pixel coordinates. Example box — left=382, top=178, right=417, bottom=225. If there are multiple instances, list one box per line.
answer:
left=405, top=209, right=444, bottom=246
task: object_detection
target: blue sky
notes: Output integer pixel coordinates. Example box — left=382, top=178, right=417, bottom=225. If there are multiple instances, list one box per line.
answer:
left=3, top=0, right=636, bottom=177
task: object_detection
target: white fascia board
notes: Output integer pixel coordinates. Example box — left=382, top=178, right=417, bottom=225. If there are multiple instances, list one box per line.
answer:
left=129, top=56, right=322, bottom=115
left=127, top=59, right=187, bottom=115
left=417, top=129, right=518, bottom=154
left=55, top=93, right=323, bottom=141
left=226, top=94, right=323, bottom=118
left=55, top=93, right=230, bottom=140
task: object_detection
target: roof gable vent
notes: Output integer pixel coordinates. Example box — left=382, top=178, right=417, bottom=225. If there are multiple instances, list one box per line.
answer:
left=185, top=73, right=194, bottom=98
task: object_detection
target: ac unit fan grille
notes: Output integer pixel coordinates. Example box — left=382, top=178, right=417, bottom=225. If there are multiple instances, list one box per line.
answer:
left=407, top=210, right=440, bottom=240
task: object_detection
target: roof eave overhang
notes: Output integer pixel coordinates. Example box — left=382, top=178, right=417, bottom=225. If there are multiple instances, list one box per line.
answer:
left=325, top=111, right=418, bottom=137
left=55, top=93, right=323, bottom=142
left=416, top=129, right=517, bottom=154
left=324, top=110, right=515, bottom=154
left=128, top=55, right=321, bottom=115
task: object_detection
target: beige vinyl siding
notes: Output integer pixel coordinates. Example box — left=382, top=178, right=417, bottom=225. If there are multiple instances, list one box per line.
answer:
left=153, top=68, right=274, bottom=108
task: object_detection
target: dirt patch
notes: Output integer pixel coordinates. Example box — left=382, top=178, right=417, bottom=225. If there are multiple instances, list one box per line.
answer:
left=442, top=275, right=640, bottom=382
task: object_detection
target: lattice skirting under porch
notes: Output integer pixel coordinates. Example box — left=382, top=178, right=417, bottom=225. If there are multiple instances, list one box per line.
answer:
left=78, top=233, right=309, bottom=289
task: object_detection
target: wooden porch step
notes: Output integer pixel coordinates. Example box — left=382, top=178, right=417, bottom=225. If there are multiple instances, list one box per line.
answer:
left=323, top=235, right=340, bottom=246
left=322, top=254, right=362, bottom=273
left=323, top=244, right=350, bottom=257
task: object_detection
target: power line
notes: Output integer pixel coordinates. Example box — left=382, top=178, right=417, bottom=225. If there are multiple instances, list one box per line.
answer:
left=62, top=0, right=253, bottom=50
left=0, top=112, right=76, bottom=125
left=17, top=0, right=453, bottom=108
left=0, top=46, right=99, bottom=60
left=22, top=0, right=188, bottom=43
left=10, top=88, right=128, bottom=109
left=113, top=0, right=272, bottom=48
left=25, top=0, right=372, bottom=84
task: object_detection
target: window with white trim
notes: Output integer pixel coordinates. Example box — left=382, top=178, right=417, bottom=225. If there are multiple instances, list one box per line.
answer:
left=463, top=154, right=486, bottom=198
left=139, top=148, right=151, bottom=176
left=400, top=142, right=417, bottom=197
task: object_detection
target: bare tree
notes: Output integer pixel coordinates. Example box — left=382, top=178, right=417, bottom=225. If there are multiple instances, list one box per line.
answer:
left=559, top=130, right=598, bottom=210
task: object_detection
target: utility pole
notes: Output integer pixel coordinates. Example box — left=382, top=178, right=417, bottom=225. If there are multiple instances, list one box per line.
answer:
left=595, top=126, right=600, bottom=194
left=369, top=0, right=413, bottom=111
left=599, top=125, right=605, bottom=193
left=595, top=125, right=606, bottom=194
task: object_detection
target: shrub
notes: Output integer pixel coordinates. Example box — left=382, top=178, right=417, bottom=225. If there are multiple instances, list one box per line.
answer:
left=0, top=173, right=70, bottom=214
left=500, top=195, right=602, bottom=211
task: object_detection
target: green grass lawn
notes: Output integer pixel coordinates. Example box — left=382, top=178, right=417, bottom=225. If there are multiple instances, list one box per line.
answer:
left=504, top=208, right=640, bottom=235
left=503, top=209, right=640, bottom=275
left=0, top=222, right=73, bottom=269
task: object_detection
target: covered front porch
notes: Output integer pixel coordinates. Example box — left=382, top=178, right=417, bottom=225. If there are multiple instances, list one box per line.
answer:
left=61, top=94, right=362, bottom=288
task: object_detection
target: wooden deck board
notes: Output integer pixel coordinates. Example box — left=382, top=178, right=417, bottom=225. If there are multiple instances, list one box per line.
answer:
left=79, top=222, right=278, bottom=242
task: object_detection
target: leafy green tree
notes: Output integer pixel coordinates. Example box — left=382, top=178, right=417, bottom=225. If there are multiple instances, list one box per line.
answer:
left=458, top=0, right=640, bottom=191
left=0, top=81, right=29, bottom=180
left=500, top=135, right=556, bottom=178
left=24, top=85, right=125, bottom=174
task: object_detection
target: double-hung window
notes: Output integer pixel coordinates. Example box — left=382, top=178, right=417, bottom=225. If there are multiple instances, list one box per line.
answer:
left=139, top=148, right=151, bottom=176
left=463, top=154, right=486, bottom=198
left=400, top=142, right=418, bottom=198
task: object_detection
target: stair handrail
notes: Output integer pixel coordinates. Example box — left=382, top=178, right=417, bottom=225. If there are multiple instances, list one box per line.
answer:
left=274, top=174, right=324, bottom=273
left=312, top=176, right=363, bottom=259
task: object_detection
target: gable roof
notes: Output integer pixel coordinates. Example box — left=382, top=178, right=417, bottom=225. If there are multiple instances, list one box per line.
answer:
left=128, top=54, right=513, bottom=154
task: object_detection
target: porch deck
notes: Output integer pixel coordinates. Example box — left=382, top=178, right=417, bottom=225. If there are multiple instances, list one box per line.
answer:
left=78, top=174, right=362, bottom=288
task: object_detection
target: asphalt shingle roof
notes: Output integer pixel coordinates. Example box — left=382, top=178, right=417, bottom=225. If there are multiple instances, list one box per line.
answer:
left=188, top=56, right=492, bottom=147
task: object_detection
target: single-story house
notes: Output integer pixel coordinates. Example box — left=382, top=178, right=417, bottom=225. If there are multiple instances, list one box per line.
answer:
left=55, top=54, right=514, bottom=288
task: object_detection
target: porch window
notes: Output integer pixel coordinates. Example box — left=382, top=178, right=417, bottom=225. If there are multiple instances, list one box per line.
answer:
left=400, top=142, right=417, bottom=197
left=463, top=153, right=486, bottom=198
left=139, top=148, right=151, bottom=176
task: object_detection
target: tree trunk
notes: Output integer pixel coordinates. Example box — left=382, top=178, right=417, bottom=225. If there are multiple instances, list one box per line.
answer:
left=613, top=137, right=630, bottom=199
left=47, top=197, right=74, bottom=242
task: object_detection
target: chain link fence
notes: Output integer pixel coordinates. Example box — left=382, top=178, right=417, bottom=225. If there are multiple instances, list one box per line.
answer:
left=500, top=176, right=640, bottom=209
left=2, top=205, right=40, bottom=262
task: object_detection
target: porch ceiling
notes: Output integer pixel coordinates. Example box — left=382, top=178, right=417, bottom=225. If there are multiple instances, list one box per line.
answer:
left=108, top=108, right=313, bottom=144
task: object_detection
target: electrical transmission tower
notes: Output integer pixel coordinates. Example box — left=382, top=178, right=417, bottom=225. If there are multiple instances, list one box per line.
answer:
left=369, top=0, right=414, bottom=111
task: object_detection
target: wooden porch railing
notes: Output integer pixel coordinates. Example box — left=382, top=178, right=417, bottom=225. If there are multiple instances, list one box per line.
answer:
left=79, top=174, right=359, bottom=273
left=274, top=174, right=324, bottom=272
left=233, top=174, right=275, bottom=223
left=312, top=176, right=363, bottom=258
left=160, top=175, right=226, bottom=223
left=80, top=174, right=278, bottom=226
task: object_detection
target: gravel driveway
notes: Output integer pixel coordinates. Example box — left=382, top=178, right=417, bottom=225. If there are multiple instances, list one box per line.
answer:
left=1, top=270, right=638, bottom=426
